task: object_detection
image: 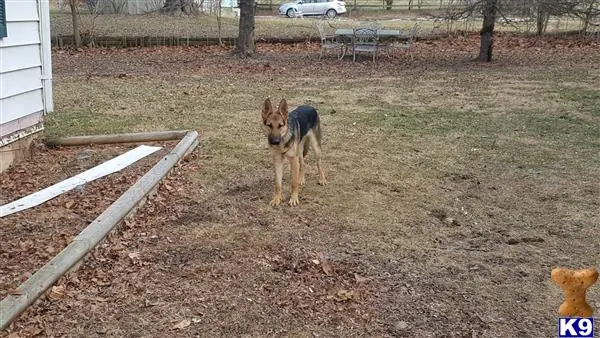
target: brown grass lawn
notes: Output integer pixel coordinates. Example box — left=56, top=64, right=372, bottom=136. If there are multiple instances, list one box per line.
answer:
left=2, top=35, right=599, bottom=337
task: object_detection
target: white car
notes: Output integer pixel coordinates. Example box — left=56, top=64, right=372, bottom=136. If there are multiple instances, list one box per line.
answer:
left=279, top=0, right=347, bottom=18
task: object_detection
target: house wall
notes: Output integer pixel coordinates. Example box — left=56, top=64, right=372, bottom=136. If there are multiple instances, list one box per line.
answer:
left=202, top=0, right=239, bottom=15
left=0, top=0, right=53, bottom=172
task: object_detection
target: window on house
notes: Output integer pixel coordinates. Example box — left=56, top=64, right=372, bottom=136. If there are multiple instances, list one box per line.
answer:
left=0, top=0, right=7, bottom=38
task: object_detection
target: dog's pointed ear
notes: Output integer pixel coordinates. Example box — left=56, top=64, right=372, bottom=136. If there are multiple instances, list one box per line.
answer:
left=278, top=98, right=288, bottom=119
left=262, top=98, right=272, bottom=121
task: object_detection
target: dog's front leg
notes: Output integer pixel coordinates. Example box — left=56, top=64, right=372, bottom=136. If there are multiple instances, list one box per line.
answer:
left=270, top=153, right=284, bottom=206
left=289, top=156, right=300, bottom=206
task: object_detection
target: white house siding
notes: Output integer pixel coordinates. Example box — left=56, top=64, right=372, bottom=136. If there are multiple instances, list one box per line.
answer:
left=0, top=0, right=52, bottom=144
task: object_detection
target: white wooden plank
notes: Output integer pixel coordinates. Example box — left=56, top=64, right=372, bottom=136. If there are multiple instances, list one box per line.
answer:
left=0, top=145, right=163, bottom=217
left=0, top=89, right=44, bottom=124
left=0, top=44, right=42, bottom=73
left=5, top=0, right=40, bottom=22
left=0, top=22, right=41, bottom=47
left=0, top=67, right=42, bottom=99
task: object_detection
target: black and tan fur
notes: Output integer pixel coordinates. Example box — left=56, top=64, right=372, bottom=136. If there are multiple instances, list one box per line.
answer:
left=261, top=98, right=327, bottom=206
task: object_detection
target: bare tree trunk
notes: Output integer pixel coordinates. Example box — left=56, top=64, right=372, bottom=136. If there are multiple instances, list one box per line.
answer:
left=582, top=11, right=589, bottom=32
left=581, top=0, right=597, bottom=33
left=385, top=0, right=393, bottom=10
left=69, top=0, right=82, bottom=48
left=477, top=0, right=497, bottom=62
left=217, top=0, right=223, bottom=46
left=234, top=0, right=256, bottom=56
left=536, top=6, right=549, bottom=35
left=183, top=0, right=196, bottom=13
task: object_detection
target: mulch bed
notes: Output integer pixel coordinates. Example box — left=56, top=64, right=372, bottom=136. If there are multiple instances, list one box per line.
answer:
left=0, top=139, right=196, bottom=304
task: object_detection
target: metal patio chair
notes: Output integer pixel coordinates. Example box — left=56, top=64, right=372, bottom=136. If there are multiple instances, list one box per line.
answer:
left=352, top=28, right=379, bottom=62
left=316, top=21, right=346, bottom=60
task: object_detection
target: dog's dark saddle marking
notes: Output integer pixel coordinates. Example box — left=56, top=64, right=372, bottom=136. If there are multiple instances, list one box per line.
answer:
left=283, top=105, right=320, bottom=149
left=290, top=105, right=319, bottom=138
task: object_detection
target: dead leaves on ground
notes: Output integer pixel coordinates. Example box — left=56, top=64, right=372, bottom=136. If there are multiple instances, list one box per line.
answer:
left=51, top=33, right=600, bottom=80
left=128, top=252, right=142, bottom=266
left=354, top=273, right=369, bottom=283
left=171, top=317, right=203, bottom=330
left=313, top=252, right=334, bottom=276
left=171, top=319, right=191, bottom=330
left=48, top=285, right=67, bottom=301
left=262, top=250, right=369, bottom=307
left=5, top=327, right=44, bottom=338
left=332, top=289, right=359, bottom=302
left=274, top=251, right=372, bottom=289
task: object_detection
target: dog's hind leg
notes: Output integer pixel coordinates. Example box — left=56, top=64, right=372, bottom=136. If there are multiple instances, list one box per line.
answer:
left=299, top=153, right=307, bottom=186
left=299, top=140, right=309, bottom=186
left=302, top=140, right=311, bottom=158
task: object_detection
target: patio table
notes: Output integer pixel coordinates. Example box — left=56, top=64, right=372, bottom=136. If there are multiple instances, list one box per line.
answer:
left=334, top=29, right=402, bottom=39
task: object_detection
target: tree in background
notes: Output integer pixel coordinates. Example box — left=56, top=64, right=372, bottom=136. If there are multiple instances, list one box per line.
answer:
left=441, top=0, right=499, bottom=61
left=530, top=0, right=600, bottom=34
left=441, top=0, right=598, bottom=61
left=217, top=0, right=223, bottom=46
left=577, top=0, right=599, bottom=32
left=385, top=0, right=393, bottom=10
left=234, top=0, right=256, bottom=56
left=69, top=0, right=82, bottom=47
left=478, top=0, right=498, bottom=61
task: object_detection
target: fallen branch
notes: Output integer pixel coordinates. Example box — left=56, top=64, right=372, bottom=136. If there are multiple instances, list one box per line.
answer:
left=44, top=130, right=189, bottom=146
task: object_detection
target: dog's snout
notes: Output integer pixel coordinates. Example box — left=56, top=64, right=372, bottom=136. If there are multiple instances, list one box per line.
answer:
left=269, top=137, right=281, bottom=145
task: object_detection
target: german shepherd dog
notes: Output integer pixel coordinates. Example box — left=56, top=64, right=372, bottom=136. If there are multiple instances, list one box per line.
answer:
left=261, top=98, right=327, bottom=206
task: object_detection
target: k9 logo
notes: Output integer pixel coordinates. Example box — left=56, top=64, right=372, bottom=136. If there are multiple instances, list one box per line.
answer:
left=558, top=318, right=594, bottom=338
